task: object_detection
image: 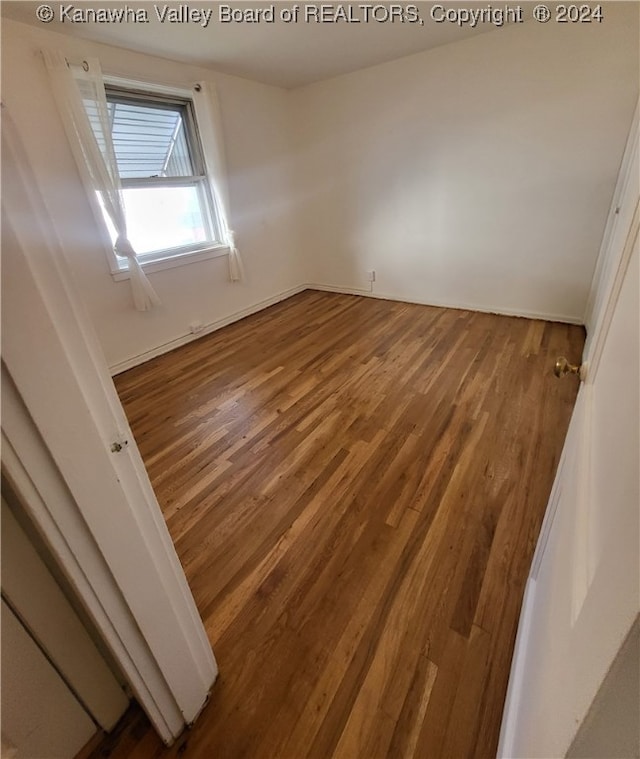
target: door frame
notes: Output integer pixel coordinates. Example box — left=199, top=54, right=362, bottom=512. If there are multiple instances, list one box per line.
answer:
left=2, top=105, right=217, bottom=744
left=583, top=101, right=640, bottom=358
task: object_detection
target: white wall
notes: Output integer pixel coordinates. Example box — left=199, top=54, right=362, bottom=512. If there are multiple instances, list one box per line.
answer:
left=2, top=19, right=303, bottom=371
left=3, top=12, right=638, bottom=371
left=291, top=11, right=639, bottom=322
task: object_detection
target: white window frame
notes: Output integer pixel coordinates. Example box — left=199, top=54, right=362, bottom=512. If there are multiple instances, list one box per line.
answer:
left=95, top=75, right=229, bottom=281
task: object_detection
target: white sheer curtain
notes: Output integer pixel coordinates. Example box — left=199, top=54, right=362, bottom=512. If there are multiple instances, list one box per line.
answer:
left=42, top=50, right=161, bottom=311
left=191, top=81, right=244, bottom=282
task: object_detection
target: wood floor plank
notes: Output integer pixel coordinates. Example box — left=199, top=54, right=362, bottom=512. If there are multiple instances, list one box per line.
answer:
left=102, top=290, right=584, bottom=759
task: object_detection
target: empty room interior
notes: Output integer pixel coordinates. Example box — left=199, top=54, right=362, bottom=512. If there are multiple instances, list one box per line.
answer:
left=1, top=2, right=639, bottom=758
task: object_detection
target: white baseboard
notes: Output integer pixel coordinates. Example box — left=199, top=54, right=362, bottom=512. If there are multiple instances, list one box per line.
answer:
left=109, top=284, right=307, bottom=375
left=306, top=283, right=584, bottom=325
left=110, top=281, right=583, bottom=375
left=306, top=282, right=374, bottom=297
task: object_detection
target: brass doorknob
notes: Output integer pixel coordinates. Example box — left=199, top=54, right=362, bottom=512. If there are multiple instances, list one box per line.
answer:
left=554, top=357, right=581, bottom=378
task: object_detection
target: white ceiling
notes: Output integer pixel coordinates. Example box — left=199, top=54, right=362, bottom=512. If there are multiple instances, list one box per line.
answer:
left=2, top=2, right=501, bottom=88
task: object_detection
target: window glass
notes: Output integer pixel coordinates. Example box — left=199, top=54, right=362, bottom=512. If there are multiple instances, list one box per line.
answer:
left=107, top=100, right=194, bottom=179
left=93, top=86, right=221, bottom=264
left=100, top=186, right=210, bottom=255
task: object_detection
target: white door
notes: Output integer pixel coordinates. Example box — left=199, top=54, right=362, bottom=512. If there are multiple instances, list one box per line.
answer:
left=498, top=106, right=639, bottom=757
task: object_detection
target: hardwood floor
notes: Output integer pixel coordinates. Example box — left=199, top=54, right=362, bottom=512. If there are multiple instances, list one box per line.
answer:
left=106, top=291, right=584, bottom=759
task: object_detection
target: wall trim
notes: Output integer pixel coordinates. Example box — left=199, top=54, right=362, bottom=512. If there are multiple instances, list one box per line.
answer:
left=306, top=283, right=584, bottom=325
left=109, top=284, right=307, bottom=374
left=112, top=281, right=584, bottom=375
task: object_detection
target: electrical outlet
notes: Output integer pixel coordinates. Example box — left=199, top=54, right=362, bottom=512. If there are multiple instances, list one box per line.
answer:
left=366, top=270, right=376, bottom=282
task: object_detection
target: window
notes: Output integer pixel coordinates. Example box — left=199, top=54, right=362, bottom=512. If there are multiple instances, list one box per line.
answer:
left=93, top=85, right=224, bottom=270
left=44, top=51, right=242, bottom=306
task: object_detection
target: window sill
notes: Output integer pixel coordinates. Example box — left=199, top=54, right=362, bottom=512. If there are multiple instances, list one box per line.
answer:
left=110, top=244, right=229, bottom=281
